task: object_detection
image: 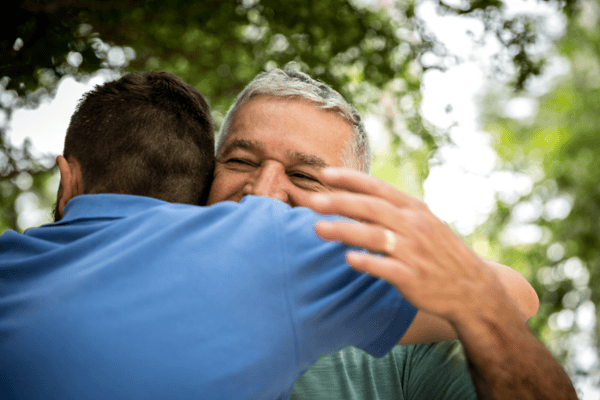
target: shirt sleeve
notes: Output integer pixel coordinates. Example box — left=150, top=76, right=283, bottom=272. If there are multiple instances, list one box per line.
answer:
left=272, top=202, right=417, bottom=370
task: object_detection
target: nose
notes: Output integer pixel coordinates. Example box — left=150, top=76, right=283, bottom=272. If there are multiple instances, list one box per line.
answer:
left=243, top=162, right=290, bottom=204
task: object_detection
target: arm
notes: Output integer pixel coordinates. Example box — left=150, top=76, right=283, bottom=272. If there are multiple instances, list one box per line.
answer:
left=456, top=288, right=577, bottom=400
left=307, top=167, right=577, bottom=400
left=484, top=259, right=539, bottom=319
left=398, top=258, right=539, bottom=345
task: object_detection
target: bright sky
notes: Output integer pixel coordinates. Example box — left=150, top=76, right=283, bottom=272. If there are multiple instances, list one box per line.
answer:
left=7, top=72, right=112, bottom=157
left=418, top=0, right=567, bottom=236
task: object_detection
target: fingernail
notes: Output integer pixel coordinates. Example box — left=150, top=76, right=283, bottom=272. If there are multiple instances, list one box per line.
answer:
left=313, top=221, right=332, bottom=239
left=315, top=221, right=333, bottom=230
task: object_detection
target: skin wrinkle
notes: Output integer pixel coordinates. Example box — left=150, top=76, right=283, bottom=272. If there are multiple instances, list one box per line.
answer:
left=207, top=96, right=351, bottom=207
left=219, top=139, right=329, bottom=170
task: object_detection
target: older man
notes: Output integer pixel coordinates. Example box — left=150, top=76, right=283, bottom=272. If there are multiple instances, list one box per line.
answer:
left=0, top=71, right=421, bottom=400
left=207, top=68, right=577, bottom=400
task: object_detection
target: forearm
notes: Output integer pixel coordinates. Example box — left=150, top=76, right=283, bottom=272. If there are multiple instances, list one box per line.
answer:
left=453, top=291, right=577, bottom=400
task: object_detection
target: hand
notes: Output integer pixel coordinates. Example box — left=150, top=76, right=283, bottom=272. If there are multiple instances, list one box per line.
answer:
left=307, top=167, right=575, bottom=400
left=307, top=167, right=512, bottom=326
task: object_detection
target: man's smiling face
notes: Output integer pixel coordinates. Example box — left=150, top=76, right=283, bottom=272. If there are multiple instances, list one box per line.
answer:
left=207, top=95, right=353, bottom=207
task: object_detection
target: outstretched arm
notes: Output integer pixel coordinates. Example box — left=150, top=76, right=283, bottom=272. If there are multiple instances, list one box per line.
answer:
left=306, top=167, right=577, bottom=400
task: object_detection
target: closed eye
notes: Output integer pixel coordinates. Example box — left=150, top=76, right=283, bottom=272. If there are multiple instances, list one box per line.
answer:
left=226, top=158, right=253, bottom=166
left=290, top=172, right=317, bottom=181
left=221, top=158, right=257, bottom=172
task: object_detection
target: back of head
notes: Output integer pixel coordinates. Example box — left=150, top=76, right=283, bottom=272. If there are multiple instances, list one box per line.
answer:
left=64, top=71, right=214, bottom=205
left=218, top=68, right=371, bottom=173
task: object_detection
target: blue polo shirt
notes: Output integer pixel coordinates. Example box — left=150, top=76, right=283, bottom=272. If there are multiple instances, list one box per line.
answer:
left=0, top=194, right=417, bottom=400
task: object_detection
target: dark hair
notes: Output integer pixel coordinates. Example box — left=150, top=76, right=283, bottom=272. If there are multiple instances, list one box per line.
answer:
left=63, top=71, right=214, bottom=205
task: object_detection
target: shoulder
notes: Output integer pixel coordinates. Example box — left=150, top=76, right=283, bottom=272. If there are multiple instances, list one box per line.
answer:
left=214, top=196, right=340, bottom=241
left=144, top=196, right=300, bottom=228
left=150, top=196, right=332, bottom=253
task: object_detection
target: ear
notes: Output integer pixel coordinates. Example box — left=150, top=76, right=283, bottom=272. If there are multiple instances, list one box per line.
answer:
left=56, top=155, right=84, bottom=218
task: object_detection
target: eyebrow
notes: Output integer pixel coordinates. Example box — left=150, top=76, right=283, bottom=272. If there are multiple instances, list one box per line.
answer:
left=218, top=139, right=261, bottom=158
left=287, top=151, right=328, bottom=169
left=218, top=138, right=328, bottom=169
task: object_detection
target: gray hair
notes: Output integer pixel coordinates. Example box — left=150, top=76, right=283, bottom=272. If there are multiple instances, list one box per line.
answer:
left=217, top=68, right=371, bottom=173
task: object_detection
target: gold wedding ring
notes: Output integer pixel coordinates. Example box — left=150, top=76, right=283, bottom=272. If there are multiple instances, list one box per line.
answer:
left=383, top=229, right=396, bottom=254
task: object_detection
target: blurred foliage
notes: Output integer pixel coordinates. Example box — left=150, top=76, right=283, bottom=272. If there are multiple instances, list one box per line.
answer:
left=478, top=0, right=600, bottom=387
left=3, top=0, right=439, bottom=233
left=1, top=0, right=580, bottom=233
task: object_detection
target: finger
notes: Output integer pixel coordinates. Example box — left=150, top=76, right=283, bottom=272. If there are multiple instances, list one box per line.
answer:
left=316, top=220, right=457, bottom=281
left=315, top=221, right=400, bottom=256
left=318, top=167, right=424, bottom=209
left=308, top=192, right=406, bottom=231
left=345, top=251, right=416, bottom=290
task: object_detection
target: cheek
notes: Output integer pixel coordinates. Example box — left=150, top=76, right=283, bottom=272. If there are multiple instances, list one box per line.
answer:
left=206, top=173, right=244, bottom=205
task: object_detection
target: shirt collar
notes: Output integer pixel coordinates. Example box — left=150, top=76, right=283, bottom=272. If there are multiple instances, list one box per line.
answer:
left=50, top=194, right=171, bottom=225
